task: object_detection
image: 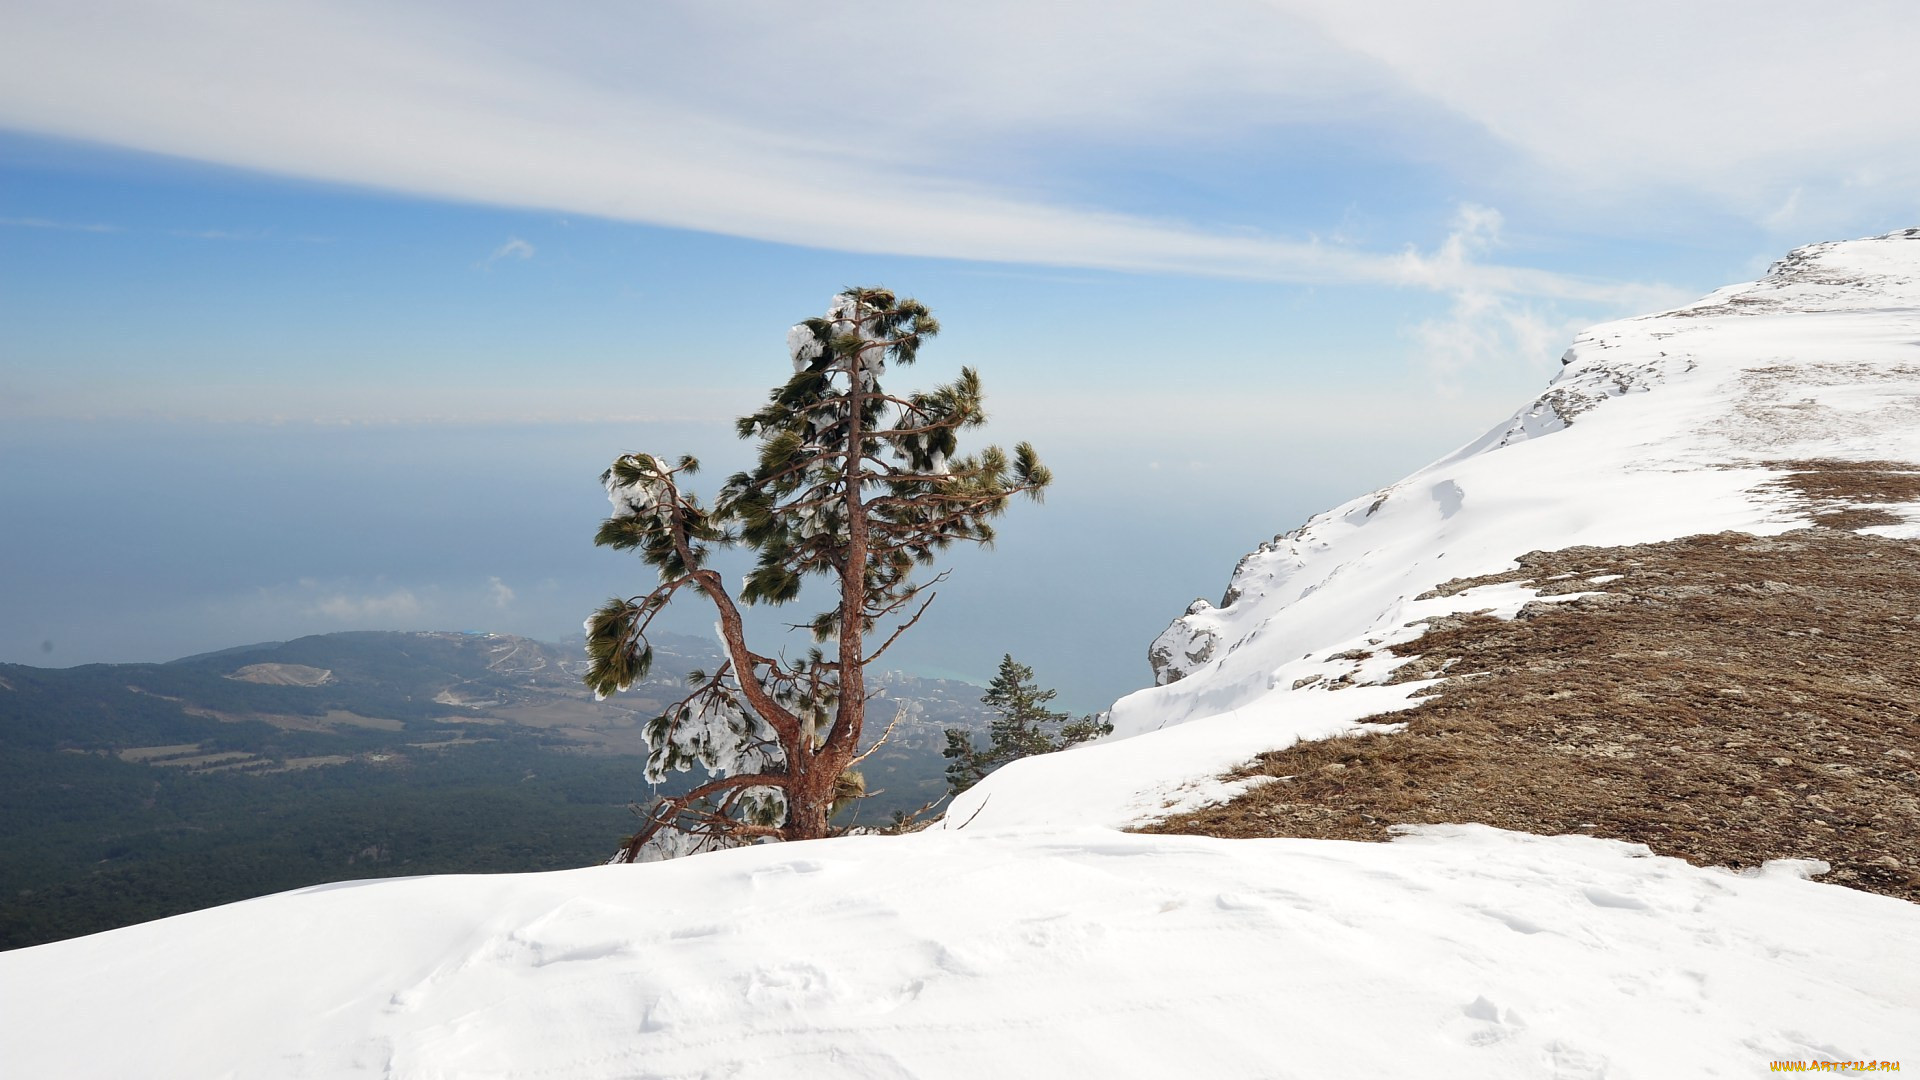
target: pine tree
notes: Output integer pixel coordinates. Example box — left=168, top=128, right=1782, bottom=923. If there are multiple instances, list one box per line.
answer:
left=943, top=654, right=1113, bottom=794
left=585, top=288, right=1050, bottom=860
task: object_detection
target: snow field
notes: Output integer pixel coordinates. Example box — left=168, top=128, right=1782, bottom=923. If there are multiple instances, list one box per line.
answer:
left=4, top=826, right=1916, bottom=1078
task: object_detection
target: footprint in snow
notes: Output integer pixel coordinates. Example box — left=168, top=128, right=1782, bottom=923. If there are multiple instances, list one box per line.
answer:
left=1460, top=994, right=1526, bottom=1047
left=1581, top=886, right=1651, bottom=910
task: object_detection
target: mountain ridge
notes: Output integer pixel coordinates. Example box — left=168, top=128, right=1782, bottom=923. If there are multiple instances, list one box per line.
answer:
left=1136, top=229, right=1920, bottom=708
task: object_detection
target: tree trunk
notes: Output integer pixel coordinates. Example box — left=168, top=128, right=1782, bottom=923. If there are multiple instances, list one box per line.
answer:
left=784, top=772, right=833, bottom=841
left=821, top=329, right=871, bottom=807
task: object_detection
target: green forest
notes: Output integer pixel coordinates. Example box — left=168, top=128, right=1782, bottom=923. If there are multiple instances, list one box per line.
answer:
left=0, top=630, right=986, bottom=949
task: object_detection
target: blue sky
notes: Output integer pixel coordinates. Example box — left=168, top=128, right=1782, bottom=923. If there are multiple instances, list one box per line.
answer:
left=4, top=0, right=1918, bottom=708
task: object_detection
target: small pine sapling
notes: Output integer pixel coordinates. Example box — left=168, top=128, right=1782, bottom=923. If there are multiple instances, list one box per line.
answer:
left=943, top=654, right=1112, bottom=794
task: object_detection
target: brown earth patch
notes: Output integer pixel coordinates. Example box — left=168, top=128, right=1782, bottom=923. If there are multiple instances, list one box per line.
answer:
left=116, top=743, right=206, bottom=763
left=261, top=755, right=354, bottom=772
left=407, top=738, right=494, bottom=751
left=433, top=686, right=504, bottom=708
left=315, top=709, right=407, bottom=732
left=1140, top=529, right=1920, bottom=902
left=171, top=704, right=405, bottom=733
left=486, top=701, right=650, bottom=754
left=1758, top=458, right=1920, bottom=530
left=1812, top=507, right=1905, bottom=530
left=225, top=663, right=334, bottom=687
left=148, top=751, right=262, bottom=771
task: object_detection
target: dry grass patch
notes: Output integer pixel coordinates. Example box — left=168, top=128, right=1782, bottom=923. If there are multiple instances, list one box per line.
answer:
left=116, top=743, right=206, bottom=763
left=150, top=751, right=262, bottom=770
left=225, top=663, right=334, bottom=687
left=1141, top=529, right=1920, bottom=903
left=1760, top=458, right=1920, bottom=530
left=262, top=755, right=354, bottom=772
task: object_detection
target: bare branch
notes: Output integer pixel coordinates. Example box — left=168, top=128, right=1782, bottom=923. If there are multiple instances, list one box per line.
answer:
left=662, top=483, right=803, bottom=740
left=863, top=587, right=942, bottom=666
left=878, top=791, right=952, bottom=834
left=949, top=794, right=991, bottom=831
left=615, top=769, right=791, bottom=860
left=847, top=701, right=909, bottom=768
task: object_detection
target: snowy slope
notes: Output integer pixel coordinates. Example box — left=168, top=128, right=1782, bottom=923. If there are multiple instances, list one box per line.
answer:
left=1138, top=228, right=1920, bottom=724
left=946, top=230, right=1920, bottom=833
left=5, top=232, right=1920, bottom=1078
left=3, top=828, right=1915, bottom=1078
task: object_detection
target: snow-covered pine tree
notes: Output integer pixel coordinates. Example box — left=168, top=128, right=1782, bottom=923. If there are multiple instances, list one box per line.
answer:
left=585, top=288, right=1050, bottom=860
left=942, top=654, right=1112, bottom=794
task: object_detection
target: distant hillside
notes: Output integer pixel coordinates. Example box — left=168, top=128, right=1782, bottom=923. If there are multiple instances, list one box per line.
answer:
left=0, top=630, right=991, bottom=948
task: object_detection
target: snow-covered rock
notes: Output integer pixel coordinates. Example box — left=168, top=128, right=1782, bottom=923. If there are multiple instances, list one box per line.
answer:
left=5, top=231, right=1920, bottom=1078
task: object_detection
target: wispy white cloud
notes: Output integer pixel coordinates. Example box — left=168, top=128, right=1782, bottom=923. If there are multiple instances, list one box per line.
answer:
left=1, top=216, right=119, bottom=233
left=486, top=577, right=515, bottom=608
left=1407, top=207, right=1629, bottom=392
left=169, top=227, right=272, bottom=241
left=1413, top=291, right=1580, bottom=394
left=164, top=226, right=332, bottom=243
left=312, top=587, right=422, bottom=621
left=0, top=0, right=1684, bottom=303
left=203, top=577, right=536, bottom=639
left=7, top=1, right=1912, bottom=304
left=1281, top=0, right=1920, bottom=232
left=4, top=218, right=329, bottom=241
left=479, top=237, right=534, bottom=268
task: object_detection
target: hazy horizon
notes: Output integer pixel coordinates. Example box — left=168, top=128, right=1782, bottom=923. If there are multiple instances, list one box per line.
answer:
left=1, top=395, right=1510, bottom=712
left=6, top=2, right=1918, bottom=711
